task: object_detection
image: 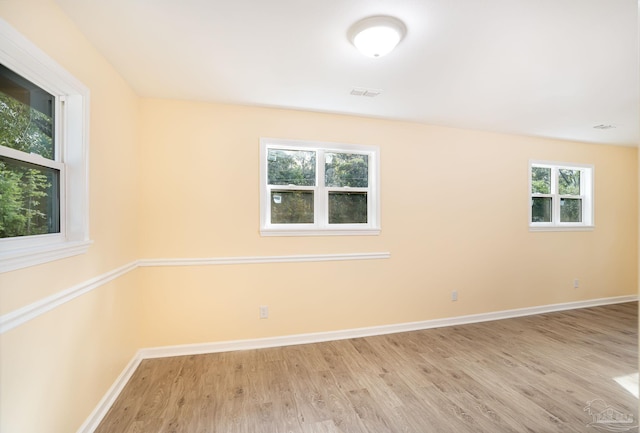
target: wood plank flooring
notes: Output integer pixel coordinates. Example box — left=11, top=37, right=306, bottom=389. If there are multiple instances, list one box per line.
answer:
left=95, top=302, right=638, bottom=433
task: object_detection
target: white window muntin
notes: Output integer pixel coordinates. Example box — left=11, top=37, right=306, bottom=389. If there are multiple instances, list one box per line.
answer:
left=529, top=160, right=594, bottom=231
left=0, top=141, right=67, bottom=247
left=260, top=138, right=380, bottom=236
left=322, top=147, right=372, bottom=229
left=0, top=19, right=90, bottom=272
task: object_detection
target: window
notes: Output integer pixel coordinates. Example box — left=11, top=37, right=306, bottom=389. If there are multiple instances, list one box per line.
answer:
left=260, top=138, right=380, bottom=236
left=1, top=65, right=60, bottom=238
left=529, top=161, right=593, bottom=231
left=0, top=21, right=90, bottom=272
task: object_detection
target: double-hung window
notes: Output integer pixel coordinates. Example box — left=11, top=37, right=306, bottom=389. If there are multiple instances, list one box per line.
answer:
left=260, top=138, right=380, bottom=236
left=529, top=161, right=594, bottom=231
left=1, top=65, right=61, bottom=238
left=0, top=21, right=90, bottom=272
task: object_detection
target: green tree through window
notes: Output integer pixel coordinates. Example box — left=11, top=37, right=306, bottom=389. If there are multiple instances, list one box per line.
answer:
left=529, top=162, right=592, bottom=229
left=261, top=139, right=379, bottom=234
left=0, top=65, right=59, bottom=238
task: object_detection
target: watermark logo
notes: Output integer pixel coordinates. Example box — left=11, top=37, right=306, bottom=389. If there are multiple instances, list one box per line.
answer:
left=584, top=399, right=637, bottom=432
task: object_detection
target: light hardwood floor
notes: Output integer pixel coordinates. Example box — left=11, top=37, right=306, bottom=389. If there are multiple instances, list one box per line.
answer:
left=96, top=302, right=638, bottom=433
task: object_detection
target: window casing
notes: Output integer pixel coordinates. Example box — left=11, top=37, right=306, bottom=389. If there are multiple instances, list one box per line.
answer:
left=260, top=138, right=380, bottom=236
left=529, top=160, right=594, bottom=231
left=0, top=20, right=90, bottom=272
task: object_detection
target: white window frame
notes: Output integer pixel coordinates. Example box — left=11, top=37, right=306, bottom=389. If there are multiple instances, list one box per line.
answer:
left=529, top=160, right=594, bottom=232
left=260, top=138, right=380, bottom=236
left=0, top=19, right=91, bottom=273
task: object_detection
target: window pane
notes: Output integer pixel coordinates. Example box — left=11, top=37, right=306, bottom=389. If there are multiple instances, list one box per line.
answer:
left=0, top=65, right=55, bottom=159
left=558, top=169, right=580, bottom=195
left=531, top=167, right=550, bottom=194
left=270, top=190, right=314, bottom=224
left=328, top=192, right=367, bottom=224
left=560, top=198, right=582, bottom=222
left=325, top=153, right=368, bottom=187
left=0, top=156, right=60, bottom=238
left=531, top=197, right=552, bottom=222
left=267, top=149, right=315, bottom=186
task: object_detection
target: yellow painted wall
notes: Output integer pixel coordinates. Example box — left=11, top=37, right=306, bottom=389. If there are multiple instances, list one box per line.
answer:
left=137, top=99, right=637, bottom=347
left=0, top=0, right=637, bottom=432
left=0, top=0, right=142, bottom=432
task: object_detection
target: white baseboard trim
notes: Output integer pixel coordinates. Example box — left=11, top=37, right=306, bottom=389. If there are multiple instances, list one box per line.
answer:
left=79, top=294, right=637, bottom=433
left=139, top=294, right=638, bottom=359
left=76, top=352, right=143, bottom=433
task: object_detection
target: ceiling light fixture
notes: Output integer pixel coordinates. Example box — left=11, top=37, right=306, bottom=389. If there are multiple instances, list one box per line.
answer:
left=348, top=16, right=407, bottom=58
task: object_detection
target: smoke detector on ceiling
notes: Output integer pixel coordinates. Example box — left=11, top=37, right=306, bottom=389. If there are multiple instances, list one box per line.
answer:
left=593, top=124, right=616, bottom=130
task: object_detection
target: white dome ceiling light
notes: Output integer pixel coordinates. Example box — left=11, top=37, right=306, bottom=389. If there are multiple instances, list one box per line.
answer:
left=348, top=16, right=407, bottom=58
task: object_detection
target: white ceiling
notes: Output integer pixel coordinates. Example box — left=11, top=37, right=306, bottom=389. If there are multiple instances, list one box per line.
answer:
left=55, top=0, right=639, bottom=146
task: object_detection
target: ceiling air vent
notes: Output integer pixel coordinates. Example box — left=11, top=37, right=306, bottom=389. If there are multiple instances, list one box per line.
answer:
left=350, top=87, right=382, bottom=97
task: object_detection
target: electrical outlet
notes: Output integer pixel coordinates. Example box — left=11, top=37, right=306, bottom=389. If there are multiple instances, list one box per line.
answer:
left=451, top=290, right=458, bottom=301
left=573, top=279, right=579, bottom=289
left=259, top=305, right=269, bottom=319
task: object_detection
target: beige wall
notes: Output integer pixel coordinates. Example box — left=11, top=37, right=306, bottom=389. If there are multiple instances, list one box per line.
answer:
left=0, top=0, right=142, bottom=432
left=137, top=99, right=637, bottom=347
left=0, top=1, right=637, bottom=432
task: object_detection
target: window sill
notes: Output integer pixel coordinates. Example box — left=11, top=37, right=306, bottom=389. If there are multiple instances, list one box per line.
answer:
left=261, top=228, right=381, bottom=237
left=0, top=239, right=93, bottom=273
left=529, top=225, right=594, bottom=232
